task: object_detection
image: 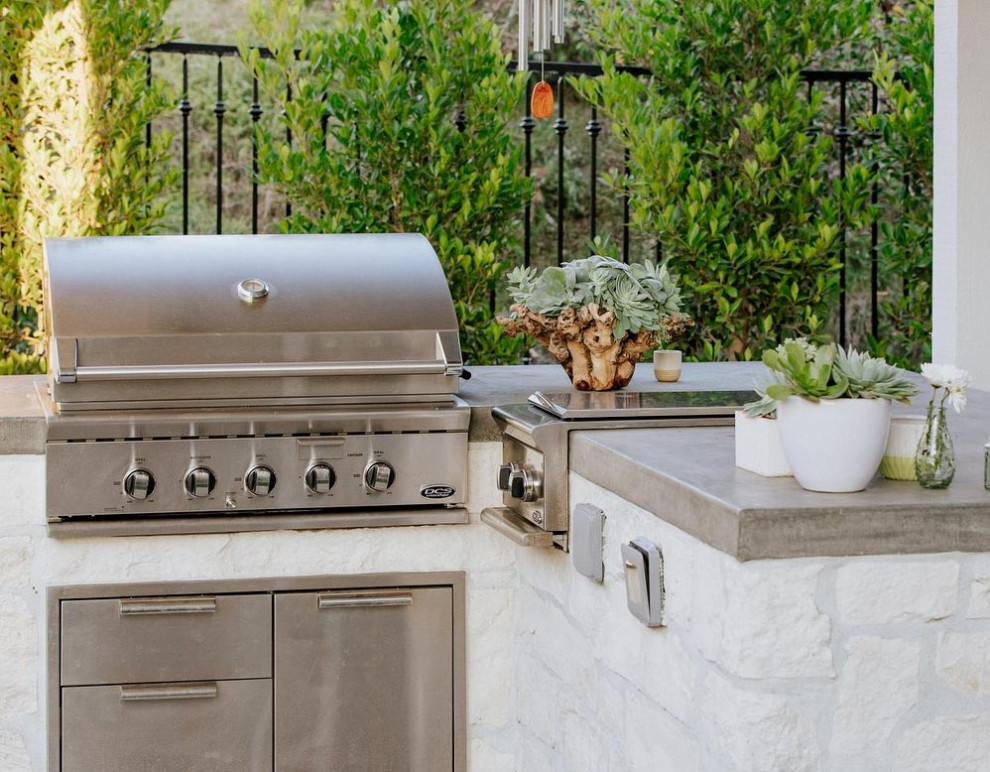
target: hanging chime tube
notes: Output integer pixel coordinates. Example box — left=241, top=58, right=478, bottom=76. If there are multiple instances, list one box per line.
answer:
left=519, top=0, right=563, bottom=71
left=518, top=0, right=529, bottom=71
left=552, top=0, right=564, bottom=43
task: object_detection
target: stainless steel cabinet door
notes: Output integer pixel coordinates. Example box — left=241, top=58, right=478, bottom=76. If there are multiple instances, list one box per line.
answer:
left=275, top=587, right=453, bottom=771
left=61, top=678, right=272, bottom=772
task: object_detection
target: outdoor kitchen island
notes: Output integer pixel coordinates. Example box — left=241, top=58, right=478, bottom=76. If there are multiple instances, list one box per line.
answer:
left=2, top=363, right=990, bottom=771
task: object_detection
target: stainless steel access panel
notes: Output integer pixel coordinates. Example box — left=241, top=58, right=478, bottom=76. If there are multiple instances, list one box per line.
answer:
left=49, top=573, right=466, bottom=772
left=274, top=587, right=454, bottom=771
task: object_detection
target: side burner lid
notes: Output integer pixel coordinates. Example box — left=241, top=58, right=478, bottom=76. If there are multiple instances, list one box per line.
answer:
left=528, top=389, right=759, bottom=419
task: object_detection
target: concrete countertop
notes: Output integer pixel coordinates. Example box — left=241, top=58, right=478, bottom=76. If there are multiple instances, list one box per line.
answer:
left=7, top=363, right=990, bottom=560
left=569, top=366, right=990, bottom=560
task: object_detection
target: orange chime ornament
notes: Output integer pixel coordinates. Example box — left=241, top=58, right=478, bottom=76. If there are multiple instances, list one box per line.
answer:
left=531, top=79, right=554, bottom=119
left=519, top=0, right=564, bottom=119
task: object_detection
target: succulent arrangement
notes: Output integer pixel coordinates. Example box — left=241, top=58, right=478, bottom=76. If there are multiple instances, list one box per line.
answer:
left=744, top=338, right=918, bottom=416
left=499, top=256, right=691, bottom=390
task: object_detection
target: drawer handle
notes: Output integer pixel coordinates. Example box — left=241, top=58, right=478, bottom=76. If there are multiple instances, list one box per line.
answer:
left=120, top=682, right=219, bottom=701
left=317, top=592, right=412, bottom=610
left=119, top=596, right=217, bottom=616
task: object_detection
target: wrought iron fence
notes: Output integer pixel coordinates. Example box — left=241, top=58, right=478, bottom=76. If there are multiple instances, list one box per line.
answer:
left=146, top=42, right=884, bottom=348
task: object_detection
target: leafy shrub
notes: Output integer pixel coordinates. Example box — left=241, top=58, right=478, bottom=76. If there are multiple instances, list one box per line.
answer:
left=0, top=2, right=46, bottom=373
left=576, top=0, right=880, bottom=361
left=864, top=0, right=933, bottom=366
left=0, top=0, right=176, bottom=372
left=245, top=0, right=531, bottom=365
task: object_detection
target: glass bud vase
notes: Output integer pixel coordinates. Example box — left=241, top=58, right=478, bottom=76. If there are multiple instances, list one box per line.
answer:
left=915, top=404, right=956, bottom=489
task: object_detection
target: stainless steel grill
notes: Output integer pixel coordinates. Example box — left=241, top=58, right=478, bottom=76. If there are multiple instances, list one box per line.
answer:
left=41, top=233, right=470, bottom=534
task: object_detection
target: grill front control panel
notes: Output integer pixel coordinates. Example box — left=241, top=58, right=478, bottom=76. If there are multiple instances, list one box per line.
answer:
left=47, top=431, right=467, bottom=520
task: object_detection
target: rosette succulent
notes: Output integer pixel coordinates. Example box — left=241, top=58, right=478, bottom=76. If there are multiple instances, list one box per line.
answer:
left=743, top=338, right=918, bottom=416
left=505, top=255, right=683, bottom=339
left=499, top=255, right=690, bottom=390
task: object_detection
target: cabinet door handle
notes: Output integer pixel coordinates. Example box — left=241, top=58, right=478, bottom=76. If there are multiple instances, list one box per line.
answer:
left=120, top=682, right=219, bottom=701
left=119, top=596, right=217, bottom=616
left=317, top=592, right=412, bottom=609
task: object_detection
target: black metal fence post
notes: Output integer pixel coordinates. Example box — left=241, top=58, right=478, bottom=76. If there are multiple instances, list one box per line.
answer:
left=179, top=54, right=191, bottom=235
left=521, top=77, right=536, bottom=269
left=250, top=76, right=262, bottom=235
left=214, top=57, right=226, bottom=234
left=554, top=75, right=568, bottom=265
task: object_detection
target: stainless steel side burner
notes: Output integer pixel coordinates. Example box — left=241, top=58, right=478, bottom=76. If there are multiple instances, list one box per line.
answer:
left=41, top=234, right=470, bottom=535
left=481, top=389, right=757, bottom=550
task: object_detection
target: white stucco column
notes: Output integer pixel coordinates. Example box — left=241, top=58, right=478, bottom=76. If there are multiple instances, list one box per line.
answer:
left=933, top=0, right=990, bottom=387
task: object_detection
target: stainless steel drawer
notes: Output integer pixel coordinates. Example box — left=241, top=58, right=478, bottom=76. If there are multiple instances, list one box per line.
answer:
left=61, top=593, right=272, bottom=685
left=274, top=587, right=454, bottom=771
left=61, top=678, right=272, bottom=772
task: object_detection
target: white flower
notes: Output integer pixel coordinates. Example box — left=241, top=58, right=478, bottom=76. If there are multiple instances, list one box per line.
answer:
left=946, top=389, right=968, bottom=413
left=921, top=363, right=970, bottom=390
left=921, top=362, right=971, bottom=413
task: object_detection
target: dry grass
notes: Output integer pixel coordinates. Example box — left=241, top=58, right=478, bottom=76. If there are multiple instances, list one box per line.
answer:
left=164, top=0, right=334, bottom=43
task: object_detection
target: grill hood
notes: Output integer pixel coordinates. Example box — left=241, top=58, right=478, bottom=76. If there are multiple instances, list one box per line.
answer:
left=44, top=233, right=463, bottom=411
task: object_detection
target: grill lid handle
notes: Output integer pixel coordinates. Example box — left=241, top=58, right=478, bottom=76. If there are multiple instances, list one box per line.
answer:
left=53, top=331, right=464, bottom=383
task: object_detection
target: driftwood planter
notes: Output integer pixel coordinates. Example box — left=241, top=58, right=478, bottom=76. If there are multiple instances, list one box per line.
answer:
left=499, top=303, right=691, bottom=391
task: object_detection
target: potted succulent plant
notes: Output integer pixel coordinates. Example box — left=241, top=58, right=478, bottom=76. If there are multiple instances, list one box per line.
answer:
left=743, top=339, right=918, bottom=492
left=498, top=255, right=691, bottom=390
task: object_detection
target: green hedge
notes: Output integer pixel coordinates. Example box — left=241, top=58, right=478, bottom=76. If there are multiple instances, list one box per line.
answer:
left=577, top=0, right=932, bottom=364
left=0, top=0, right=175, bottom=373
left=244, top=0, right=531, bottom=366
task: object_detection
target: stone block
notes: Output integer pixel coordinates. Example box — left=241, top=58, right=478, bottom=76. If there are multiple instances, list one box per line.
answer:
left=717, top=561, right=833, bottom=679
left=894, top=715, right=990, bottom=772
left=936, top=631, right=990, bottom=695
left=699, top=670, right=821, bottom=772
left=0, top=730, right=32, bottom=772
left=835, top=559, right=959, bottom=625
left=466, top=587, right=513, bottom=726
left=829, top=636, right=920, bottom=756
left=515, top=584, right=596, bottom=699
left=596, top=571, right=697, bottom=724
left=514, top=650, right=559, bottom=742
left=624, top=688, right=700, bottom=772
left=560, top=696, right=607, bottom=772
left=468, top=739, right=513, bottom=772
left=516, top=733, right=555, bottom=772
left=0, top=456, right=44, bottom=530
left=0, top=595, right=37, bottom=719
left=0, top=538, right=31, bottom=587
left=966, top=570, right=990, bottom=619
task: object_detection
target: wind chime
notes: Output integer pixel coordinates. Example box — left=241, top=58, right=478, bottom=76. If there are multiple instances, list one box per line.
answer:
left=518, top=0, right=565, bottom=119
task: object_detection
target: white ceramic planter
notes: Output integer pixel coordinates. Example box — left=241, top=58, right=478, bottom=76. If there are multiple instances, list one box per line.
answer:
left=734, top=411, right=792, bottom=477
left=775, top=396, right=892, bottom=493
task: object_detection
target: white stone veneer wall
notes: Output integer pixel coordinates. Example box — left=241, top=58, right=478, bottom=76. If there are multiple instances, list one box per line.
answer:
left=509, top=474, right=990, bottom=771
left=4, top=448, right=990, bottom=771
left=0, top=446, right=523, bottom=771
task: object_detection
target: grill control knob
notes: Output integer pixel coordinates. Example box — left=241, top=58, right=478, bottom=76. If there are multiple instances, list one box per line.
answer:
left=305, top=463, right=337, bottom=494
left=123, top=469, right=155, bottom=500
left=184, top=467, right=216, bottom=499
left=508, top=466, right=543, bottom=502
left=364, top=461, right=395, bottom=492
left=497, top=462, right=521, bottom=491
left=245, top=465, right=277, bottom=497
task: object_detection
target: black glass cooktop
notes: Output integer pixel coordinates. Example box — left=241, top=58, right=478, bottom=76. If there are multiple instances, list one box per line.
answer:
left=528, top=389, right=758, bottom=420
